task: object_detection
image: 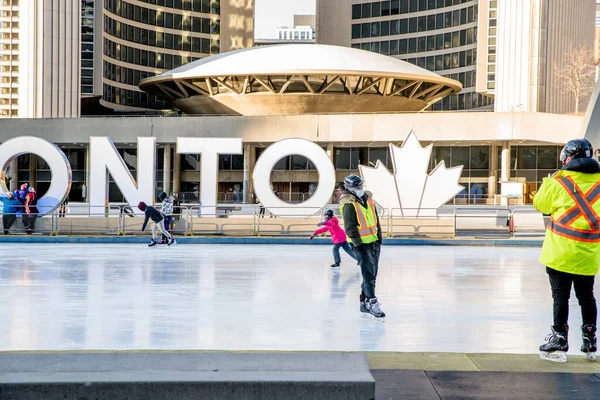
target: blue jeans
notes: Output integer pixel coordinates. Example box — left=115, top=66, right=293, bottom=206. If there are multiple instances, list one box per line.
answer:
left=333, top=242, right=357, bottom=265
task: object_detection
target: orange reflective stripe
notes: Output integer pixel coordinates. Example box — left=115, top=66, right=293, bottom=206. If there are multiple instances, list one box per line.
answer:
left=353, top=198, right=378, bottom=237
left=550, top=177, right=600, bottom=242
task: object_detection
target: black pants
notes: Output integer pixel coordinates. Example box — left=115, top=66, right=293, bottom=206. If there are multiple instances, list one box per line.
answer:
left=332, top=242, right=357, bottom=264
left=547, top=267, right=597, bottom=330
left=162, top=216, right=173, bottom=241
left=22, top=213, right=37, bottom=232
left=259, top=207, right=265, bottom=218
left=2, top=214, right=16, bottom=234
left=353, top=242, right=381, bottom=299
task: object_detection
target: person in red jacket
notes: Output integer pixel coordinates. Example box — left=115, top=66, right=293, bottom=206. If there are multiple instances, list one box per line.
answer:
left=310, top=209, right=357, bottom=268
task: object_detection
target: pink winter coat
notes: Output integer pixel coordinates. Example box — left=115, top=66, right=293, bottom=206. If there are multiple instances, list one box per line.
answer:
left=313, top=216, right=347, bottom=244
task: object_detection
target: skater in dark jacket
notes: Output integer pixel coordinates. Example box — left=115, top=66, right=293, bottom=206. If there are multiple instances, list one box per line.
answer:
left=137, top=201, right=175, bottom=247
left=340, top=174, right=385, bottom=321
left=534, top=139, right=599, bottom=362
left=310, top=209, right=357, bottom=268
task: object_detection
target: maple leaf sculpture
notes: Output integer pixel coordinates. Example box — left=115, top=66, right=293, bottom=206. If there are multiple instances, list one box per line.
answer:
left=359, top=131, right=464, bottom=217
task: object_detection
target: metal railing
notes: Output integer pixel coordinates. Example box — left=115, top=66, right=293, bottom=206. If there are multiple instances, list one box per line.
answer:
left=0, top=203, right=549, bottom=239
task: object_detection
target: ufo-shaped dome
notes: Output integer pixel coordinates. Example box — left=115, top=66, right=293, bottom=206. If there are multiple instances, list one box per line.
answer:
left=139, top=44, right=462, bottom=115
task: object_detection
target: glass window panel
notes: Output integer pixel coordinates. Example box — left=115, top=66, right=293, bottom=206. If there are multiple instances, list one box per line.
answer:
left=391, top=19, right=400, bottom=35
left=400, top=18, right=408, bottom=33
left=371, top=21, right=380, bottom=37
left=362, top=3, right=371, bottom=18
left=418, top=16, right=426, bottom=31
left=352, top=4, right=361, bottom=19
left=537, top=146, right=558, bottom=169
left=380, top=40, right=390, bottom=55
left=335, top=148, right=351, bottom=170
left=381, top=1, right=390, bottom=16
left=381, top=20, right=390, bottom=36
left=452, top=147, right=469, bottom=168
left=517, top=147, right=537, bottom=169
left=409, top=17, right=417, bottom=33
left=432, top=147, right=451, bottom=167
left=372, top=2, right=381, bottom=17
left=390, top=39, right=399, bottom=54
left=352, top=24, right=361, bottom=39
left=362, top=23, right=370, bottom=38
left=391, top=0, right=400, bottom=14
left=292, top=155, right=308, bottom=170
left=470, top=146, right=489, bottom=169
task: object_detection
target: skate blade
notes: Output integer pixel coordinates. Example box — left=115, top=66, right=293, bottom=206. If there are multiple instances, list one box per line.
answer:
left=586, top=352, right=596, bottom=362
left=361, top=313, right=385, bottom=322
left=539, top=351, right=567, bottom=363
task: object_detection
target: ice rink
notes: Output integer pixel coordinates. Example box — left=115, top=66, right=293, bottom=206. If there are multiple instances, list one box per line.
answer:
left=0, top=243, right=597, bottom=354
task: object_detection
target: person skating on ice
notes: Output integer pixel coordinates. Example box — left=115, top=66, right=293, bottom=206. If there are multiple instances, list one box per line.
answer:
left=158, top=192, right=174, bottom=244
left=339, top=174, right=385, bottom=321
left=534, top=139, right=599, bottom=362
left=310, top=209, right=357, bottom=268
left=137, top=201, right=176, bottom=247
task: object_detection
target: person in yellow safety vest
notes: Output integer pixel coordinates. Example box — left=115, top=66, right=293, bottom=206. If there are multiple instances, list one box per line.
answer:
left=339, top=174, right=385, bottom=320
left=533, top=138, right=599, bottom=363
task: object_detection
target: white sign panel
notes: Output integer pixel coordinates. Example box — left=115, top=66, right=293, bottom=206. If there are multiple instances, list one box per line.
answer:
left=0, top=136, right=72, bottom=216
left=253, top=138, right=336, bottom=217
left=0, top=131, right=465, bottom=218
left=360, top=131, right=464, bottom=217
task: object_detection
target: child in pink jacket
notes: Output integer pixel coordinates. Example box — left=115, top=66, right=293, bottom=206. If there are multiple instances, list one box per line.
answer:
left=310, top=209, right=357, bottom=268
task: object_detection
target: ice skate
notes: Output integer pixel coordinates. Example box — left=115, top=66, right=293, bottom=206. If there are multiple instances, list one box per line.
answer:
left=330, top=263, right=340, bottom=268
left=148, top=240, right=158, bottom=247
left=581, top=324, right=597, bottom=361
left=359, top=295, right=369, bottom=314
left=168, top=238, right=177, bottom=246
left=362, top=298, right=385, bottom=322
left=539, top=326, right=568, bottom=362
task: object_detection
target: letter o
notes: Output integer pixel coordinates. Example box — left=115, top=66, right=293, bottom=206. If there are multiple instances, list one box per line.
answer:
left=253, top=139, right=336, bottom=217
left=0, top=137, right=72, bottom=216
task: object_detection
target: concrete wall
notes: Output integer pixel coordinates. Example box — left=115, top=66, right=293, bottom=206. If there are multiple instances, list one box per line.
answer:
left=540, top=0, right=596, bottom=114
left=20, top=0, right=80, bottom=118
left=316, top=0, right=351, bottom=47
left=220, top=0, right=255, bottom=51
left=0, top=112, right=582, bottom=145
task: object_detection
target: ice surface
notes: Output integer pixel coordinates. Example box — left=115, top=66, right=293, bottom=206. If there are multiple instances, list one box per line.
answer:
left=0, top=243, right=595, bottom=353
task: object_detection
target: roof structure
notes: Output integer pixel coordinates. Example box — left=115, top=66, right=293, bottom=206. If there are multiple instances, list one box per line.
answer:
left=139, top=44, right=462, bottom=115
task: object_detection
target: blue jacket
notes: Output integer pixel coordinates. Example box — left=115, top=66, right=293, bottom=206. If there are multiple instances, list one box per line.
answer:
left=141, top=206, right=164, bottom=231
left=1, top=196, right=21, bottom=214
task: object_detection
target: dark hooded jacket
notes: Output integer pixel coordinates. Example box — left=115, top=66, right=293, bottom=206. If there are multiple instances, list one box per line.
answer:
left=141, top=206, right=164, bottom=231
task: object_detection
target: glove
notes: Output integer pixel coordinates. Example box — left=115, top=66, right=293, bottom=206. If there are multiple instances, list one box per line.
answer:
left=317, top=221, right=325, bottom=227
left=309, top=235, right=314, bottom=240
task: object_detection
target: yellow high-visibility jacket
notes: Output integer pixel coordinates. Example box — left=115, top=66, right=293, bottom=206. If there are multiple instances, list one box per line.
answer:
left=533, top=168, right=600, bottom=276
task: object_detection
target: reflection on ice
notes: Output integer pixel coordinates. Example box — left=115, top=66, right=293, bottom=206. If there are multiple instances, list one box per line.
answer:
left=0, top=243, right=595, bottom=353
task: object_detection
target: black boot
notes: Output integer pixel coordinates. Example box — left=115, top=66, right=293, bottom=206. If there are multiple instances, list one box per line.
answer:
left=359, top=294, right=368, bottom=314
left=581, top=324, right=597, bottom=361
left=539, top=325, right=569, bottom=362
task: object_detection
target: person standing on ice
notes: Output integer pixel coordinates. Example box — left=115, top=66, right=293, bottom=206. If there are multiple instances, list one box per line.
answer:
left=310, top=209, right=357, bottom=268
left=137, top=201, right=176, bottom=247
left=158, top=192, right=174, bottom=244
left=534, top=139, right=599, bottom=362
left=1, top=192, right=20, bottom=234
left=339, top=174, right=385, bottom=320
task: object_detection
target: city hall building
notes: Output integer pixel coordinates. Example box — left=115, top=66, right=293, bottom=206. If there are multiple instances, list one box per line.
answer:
left=0, top=45, right=583, bottom=205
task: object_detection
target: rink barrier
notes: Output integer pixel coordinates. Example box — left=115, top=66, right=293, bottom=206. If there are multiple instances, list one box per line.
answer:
left=0, top=352, right=375, bottom=400
left=0, top=204, right=549, bottom=239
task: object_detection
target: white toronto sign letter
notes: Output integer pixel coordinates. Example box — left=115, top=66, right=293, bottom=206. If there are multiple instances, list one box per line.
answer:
left=0, top=136, right=72, bottom=216
left=253, top=138, right=336, bottom=217
left=89, top=137, right=156, bottom=215
left=177, top=138, right=243, bottom=216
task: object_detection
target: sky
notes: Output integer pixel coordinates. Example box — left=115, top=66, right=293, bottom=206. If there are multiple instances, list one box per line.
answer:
left=254, top=0, right=316, bottom=39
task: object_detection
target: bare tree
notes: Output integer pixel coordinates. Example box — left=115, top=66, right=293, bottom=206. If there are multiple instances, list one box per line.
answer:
left=553, top=45, right=596, bottom=114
